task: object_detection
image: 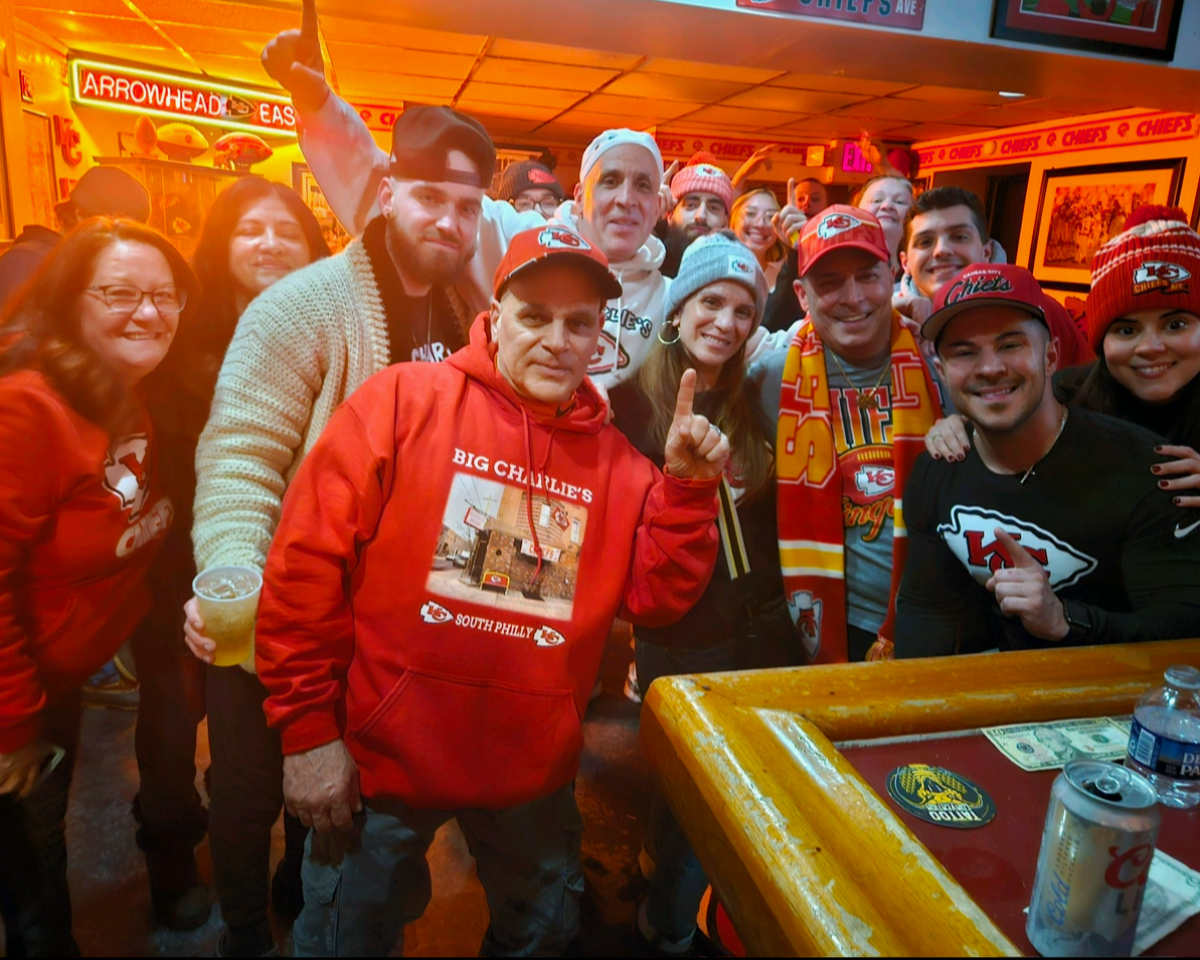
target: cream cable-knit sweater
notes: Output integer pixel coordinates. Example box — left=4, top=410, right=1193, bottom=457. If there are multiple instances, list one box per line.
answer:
left=193, top=239, right=392, bottom=573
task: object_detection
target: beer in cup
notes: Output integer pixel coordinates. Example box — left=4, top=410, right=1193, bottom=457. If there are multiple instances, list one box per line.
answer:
left=192, top=565, right=262, bottom=667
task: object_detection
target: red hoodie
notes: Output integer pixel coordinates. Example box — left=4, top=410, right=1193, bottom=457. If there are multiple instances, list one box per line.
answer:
left=256, top=316, right=720, bottom=810
left=0, top=370, right=172, bottom=751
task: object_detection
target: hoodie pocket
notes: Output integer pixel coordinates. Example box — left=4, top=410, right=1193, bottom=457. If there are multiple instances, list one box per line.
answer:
left=350, top=667, right=583, bottom=810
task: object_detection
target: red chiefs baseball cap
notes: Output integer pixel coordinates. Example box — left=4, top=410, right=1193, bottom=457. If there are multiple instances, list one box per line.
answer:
left=798, top=205, right=891, bottom=278
left=494, top=225, right=623, bottom=301
left=923, top=263, right=1047, bottom=345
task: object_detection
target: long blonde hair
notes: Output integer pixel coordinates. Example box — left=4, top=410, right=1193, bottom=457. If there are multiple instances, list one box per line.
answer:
left=638, top=294, right=772, bottom=501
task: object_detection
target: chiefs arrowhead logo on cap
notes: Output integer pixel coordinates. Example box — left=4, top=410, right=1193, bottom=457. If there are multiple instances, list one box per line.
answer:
left=1132, top=260, right=1191, bottom=296
left=538, top=227, right=589, bottom=251
left=526, top=167, right=557, bottom=185
left=728, top=255, right=754, bottom=275
left=816, top=212, right=865, bottom=240
left=944, top=269, right=1015, bottom=306
left=694, top=164, right=724, bottom=178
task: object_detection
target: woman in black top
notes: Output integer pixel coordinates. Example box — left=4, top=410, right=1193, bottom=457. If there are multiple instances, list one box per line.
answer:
left=608, top=230, right=801, bottom=953
left=134, top=177, right=329, bottom=941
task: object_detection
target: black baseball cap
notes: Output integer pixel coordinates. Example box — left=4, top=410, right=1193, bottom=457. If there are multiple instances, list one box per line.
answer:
left=68, top=166, right=151, bottom=222
left=389, top=105, right=496, bottom=188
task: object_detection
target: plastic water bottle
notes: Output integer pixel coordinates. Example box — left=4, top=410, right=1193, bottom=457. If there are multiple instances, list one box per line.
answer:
left=1126, top=664, right=1200, bottom=809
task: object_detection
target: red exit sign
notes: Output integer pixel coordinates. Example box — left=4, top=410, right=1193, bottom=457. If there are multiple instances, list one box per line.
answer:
left=841, top=142, right=874, bottom=174
left=70, top=59, right=296, bottom=136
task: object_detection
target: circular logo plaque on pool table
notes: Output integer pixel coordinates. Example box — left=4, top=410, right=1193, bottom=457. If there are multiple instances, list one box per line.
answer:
left=886, top=764, right=996, bottom=829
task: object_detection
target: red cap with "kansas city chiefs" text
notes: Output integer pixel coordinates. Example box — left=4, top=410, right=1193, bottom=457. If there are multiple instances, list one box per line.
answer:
left=923, top=263, right=1048, bottom=345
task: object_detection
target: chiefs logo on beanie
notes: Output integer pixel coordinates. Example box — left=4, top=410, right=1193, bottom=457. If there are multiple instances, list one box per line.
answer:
left=670, top=152, right=734, bottom=213
left=1087, top=206, right=1200, bottom=351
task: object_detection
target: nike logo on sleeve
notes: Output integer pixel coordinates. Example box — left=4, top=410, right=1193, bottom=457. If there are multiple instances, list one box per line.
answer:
left=1175, top=519, right=1200, bottom=539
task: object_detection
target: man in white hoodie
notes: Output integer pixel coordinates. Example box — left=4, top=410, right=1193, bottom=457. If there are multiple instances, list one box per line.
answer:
left=261, top=3, right=669, bottom=386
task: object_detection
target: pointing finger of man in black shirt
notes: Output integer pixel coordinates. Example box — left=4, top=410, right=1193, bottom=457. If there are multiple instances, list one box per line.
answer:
left=986, top=529, right=1069, bottom=641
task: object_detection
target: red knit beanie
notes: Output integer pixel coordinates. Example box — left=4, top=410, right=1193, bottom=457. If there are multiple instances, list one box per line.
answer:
left=670, top=152, right=734, bottom=213
left=1086, top=206, right=1200, bottom=351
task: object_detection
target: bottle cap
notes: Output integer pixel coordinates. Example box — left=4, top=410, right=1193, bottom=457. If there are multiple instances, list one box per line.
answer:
left=1165, top=664, right=1200, bottom=690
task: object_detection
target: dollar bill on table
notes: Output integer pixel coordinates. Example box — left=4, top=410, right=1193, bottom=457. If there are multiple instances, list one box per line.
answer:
left=982, top=717, right=1132, bottom=771
left=1135, top=850, right=1200, bottom=955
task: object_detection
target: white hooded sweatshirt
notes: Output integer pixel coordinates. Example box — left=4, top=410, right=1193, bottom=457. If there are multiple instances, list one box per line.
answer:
left=295, top=92, right=670, bottom=388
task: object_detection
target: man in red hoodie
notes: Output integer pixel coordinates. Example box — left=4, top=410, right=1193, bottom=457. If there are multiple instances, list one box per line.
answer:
left=255, top=225, right=727, bottom=956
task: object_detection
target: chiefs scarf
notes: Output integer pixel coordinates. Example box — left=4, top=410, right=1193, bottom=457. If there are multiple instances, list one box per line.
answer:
left=775, top=311, right=940, bottom=663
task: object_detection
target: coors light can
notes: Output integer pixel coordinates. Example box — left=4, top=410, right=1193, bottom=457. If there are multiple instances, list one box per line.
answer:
left=1027, top=760, right=1160, bottom=957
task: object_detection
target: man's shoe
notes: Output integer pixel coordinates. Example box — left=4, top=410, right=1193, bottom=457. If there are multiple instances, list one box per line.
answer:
left=152, top=882, right=211, bottom=932
left=634, top=897, right=697, bottom=956
left=81, top=659, right=140, bottom=710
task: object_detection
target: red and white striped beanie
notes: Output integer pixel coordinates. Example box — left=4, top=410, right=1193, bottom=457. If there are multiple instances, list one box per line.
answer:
left=1087, top=205, right=1200, bottom=351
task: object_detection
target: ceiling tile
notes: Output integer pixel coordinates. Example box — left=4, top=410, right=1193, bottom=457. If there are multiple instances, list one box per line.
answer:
left=474, top=58, right=620, bottom=92
left=462, top=82, right=582, bottom=110
left=154, top=23, right=275, bottom=58
left=317, top=15, right=484, bottom=53
left=325, top=42, right=475, bottom=80
left=894, top=122, right=1004, bottom=142
left=580, top=93, right=707, bottom=120
left=15, top=9, right=165, bottom=47
left=833, top=98, right=973, bottom=123
left=673, top=104, right=808, bottom=130
left=455, top=100, right=563, bottom=122
left=338, top=74, right=461, bottom=103
left=604, top=72, right=753, bottom=104
left=1034, top=96, right=1130, bottom=114
left=637, top=58, right=783, bottom=85
left=950, top=105, right=1078, bottom=127
left=891, top=85, right=1012, bottom=106
left=131, top=0, right=296, bottom=33
left=16, top=0, right=126, bottom=15
left=768, top=73, right=915, bottom=96
left=553, top=109, right=658, bottom=130
left=486, top=38, right=642, bottom=70
left=187, top=53, right=282, bottom=86
left=722, top=87, right=869, bottom=113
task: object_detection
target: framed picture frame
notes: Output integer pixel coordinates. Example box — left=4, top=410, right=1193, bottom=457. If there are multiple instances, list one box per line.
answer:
left=1027, top=158, right=1184, bottom=291
left=292, top=162, right=351, bottom=254
left=23, top=110, right=58, bottom=230
left=991, top=0, right=1184, bottom=61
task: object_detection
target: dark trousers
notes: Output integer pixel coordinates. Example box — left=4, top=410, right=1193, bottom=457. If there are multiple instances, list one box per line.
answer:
left=206, top=664, right=307, bottom=954
left=130, top=576, right=208, bottom=888
left=0, top=694, right=82, bottom=958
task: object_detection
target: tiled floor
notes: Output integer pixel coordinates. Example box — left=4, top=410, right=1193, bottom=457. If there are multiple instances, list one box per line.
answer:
left=1, top=624, right=656, bottom=957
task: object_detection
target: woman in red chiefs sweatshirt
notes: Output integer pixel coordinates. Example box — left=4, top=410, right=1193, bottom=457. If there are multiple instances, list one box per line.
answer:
left=253, top=226, right=727, bottom=957
left=0, top=218, right=197, bottom=957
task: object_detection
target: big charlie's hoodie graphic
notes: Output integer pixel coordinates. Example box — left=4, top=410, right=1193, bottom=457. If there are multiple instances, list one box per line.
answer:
left=255, top=316, right=720, bottom=810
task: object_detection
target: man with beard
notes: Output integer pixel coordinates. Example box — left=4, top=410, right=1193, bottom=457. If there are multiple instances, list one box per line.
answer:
left=657, top=152, right=733, bottom=278
left=187, top=115, right=496, bottom=952
left=896, top=186, right=1093, bottom=367
left=893, top=263, right=1200, bottom=657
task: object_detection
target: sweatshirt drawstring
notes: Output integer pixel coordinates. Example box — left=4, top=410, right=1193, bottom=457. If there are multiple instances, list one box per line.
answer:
left=611, top=272, right=623, bottom=375
left=522, top=408, right=546, bottom=587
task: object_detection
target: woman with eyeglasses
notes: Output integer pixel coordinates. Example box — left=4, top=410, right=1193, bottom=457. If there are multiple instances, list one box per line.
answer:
left=137, top=176, right=329, bottom=954
left=730, top=188, right=803, bottom=333
left=0, top=218, right=197, bottom=956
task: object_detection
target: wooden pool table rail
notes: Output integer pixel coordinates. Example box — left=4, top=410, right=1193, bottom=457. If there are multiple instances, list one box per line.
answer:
left=640, top=639, right=1200, bottom=957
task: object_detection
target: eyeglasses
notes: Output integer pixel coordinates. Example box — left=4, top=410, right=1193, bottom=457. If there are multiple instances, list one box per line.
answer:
left=87, top=285, right=186, bottom=315
left=513, top=198, right=559, bottom=217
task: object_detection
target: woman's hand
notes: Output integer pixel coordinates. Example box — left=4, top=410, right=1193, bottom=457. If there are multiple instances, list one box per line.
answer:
left=924, top=414, right=972, bottom=462
left=1152, top=445, right=1200, bottom=509
left=772, top=179, right=808, bottom=248
left=0, top=743, right=43, bottom=799
left=183, top=596, right=216, bottom=664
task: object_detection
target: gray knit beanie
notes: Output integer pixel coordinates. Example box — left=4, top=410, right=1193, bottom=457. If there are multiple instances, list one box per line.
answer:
left=663, top=230, right=769, bottom=330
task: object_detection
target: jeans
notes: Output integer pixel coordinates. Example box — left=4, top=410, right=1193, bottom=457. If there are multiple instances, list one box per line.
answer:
left=635, top=639, right=739, bottom=944
left=0, top=694, right=82, bottom=957
left=292, top=783, right=584, bottom=957
left=130, top=575, right=208, bottom=890
left=206, top=665, right=308, bottom=955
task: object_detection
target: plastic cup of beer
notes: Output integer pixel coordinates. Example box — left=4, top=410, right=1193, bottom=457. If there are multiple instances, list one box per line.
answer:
left=192, top=565, right=262, bottom=667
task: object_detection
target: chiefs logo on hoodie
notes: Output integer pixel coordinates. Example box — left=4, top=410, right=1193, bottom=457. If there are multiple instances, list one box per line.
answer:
left=103, top=435, right=151, bottom=521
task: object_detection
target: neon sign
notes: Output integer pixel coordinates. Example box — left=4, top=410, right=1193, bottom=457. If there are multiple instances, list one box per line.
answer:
left=70, top=59, right=297, bottom=137
left=841, top=142, right=874, bottom=174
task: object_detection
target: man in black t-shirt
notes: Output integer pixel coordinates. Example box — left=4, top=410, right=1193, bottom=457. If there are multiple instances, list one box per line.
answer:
left=894, top=264, right=1200, bottom=657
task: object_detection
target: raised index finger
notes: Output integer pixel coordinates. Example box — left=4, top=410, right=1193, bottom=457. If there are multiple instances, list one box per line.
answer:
left=301, top=0, right=318, bottom=39
left=994, top=528, right=1041, bottom=571
left=787, top=177, right=796, bottom=208
left=674, top=367, right=697, bottom=424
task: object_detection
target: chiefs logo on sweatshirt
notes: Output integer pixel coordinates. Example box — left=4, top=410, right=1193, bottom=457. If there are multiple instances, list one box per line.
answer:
left=103, top=434, right=151, bottom=521
left=937, top=506, right=1097, bottom=589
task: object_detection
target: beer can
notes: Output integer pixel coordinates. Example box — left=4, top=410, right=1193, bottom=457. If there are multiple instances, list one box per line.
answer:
left=1026, top=760, right=1160, bottom=957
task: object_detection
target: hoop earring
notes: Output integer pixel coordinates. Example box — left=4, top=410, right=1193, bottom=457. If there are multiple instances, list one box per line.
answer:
left=657, top=320, right=681, bottom=345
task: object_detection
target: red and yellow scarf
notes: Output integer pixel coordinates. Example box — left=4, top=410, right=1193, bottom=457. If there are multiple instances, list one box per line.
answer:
left=776, top=311, right=940, bottom=663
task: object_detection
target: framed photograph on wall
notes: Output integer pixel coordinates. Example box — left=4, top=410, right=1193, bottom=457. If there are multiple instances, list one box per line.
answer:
left=991, top=1, right=1184, bottom=61
left=292, top=162, right=351, bottom=254
left=1028, top=159, right=1185, bottom=291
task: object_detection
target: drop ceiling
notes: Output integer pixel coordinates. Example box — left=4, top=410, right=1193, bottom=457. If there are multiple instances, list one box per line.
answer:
left=11, top=0, right=1190, bottom=148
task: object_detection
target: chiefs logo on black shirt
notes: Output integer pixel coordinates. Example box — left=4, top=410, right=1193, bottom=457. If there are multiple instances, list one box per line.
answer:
left=937, top=506, right=1097, bottom=590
